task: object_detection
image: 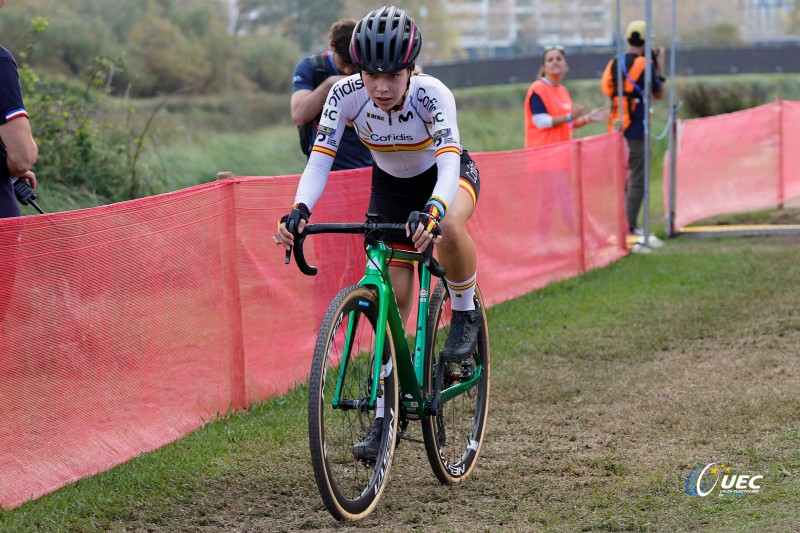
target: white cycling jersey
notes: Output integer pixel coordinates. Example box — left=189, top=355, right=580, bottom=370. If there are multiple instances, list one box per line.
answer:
left=294, top=73, right=462, bottom=213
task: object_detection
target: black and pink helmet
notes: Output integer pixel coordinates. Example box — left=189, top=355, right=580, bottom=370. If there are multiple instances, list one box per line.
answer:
left=350, top=6, right=422, bottom=73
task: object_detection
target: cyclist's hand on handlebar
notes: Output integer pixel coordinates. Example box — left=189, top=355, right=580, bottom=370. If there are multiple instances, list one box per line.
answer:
left=273, top=203, right=310, bottom=250
left=407, top=201, right=443, bottom=252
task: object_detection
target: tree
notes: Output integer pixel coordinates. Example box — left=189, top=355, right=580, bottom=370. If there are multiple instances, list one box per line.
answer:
left=233, top=0, right=344, bottom=52
left=788, top=3, right=800, bottom=34
left=237, top=33, right=301, bottom=93
left=125, top=2, right=210, bottom=95
left=680, top=22, right=746, bottom=46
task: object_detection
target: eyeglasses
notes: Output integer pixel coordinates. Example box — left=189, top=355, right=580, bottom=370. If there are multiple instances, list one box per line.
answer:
left=544, top=45, right=564, bottom=51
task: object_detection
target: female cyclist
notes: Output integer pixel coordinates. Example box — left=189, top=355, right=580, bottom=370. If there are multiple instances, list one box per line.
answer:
left=274, top=8, right=481, bottom=458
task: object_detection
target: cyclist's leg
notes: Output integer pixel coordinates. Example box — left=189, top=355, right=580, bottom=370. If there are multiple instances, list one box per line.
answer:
left=437, top=186, right=477, bottom=288
left=352, top=261, right=414, bottom=460
left=437, top=154, right=482, bottom=361
left=368, top=162, right=430, bottom=325
left=388, top=261, right=415, bottom=325
left=438, top=151, right=480, bottom=306
left=354, top=260, right=413, bottom=458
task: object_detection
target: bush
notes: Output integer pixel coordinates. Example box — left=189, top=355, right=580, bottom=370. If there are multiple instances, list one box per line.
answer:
left=20, top=58, right=164, bottom=203
left=679, top=83, right=767, bottom=118
left=237, top=34, right=301, bottom=94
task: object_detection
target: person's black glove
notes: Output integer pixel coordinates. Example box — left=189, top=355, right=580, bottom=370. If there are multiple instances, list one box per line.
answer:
left=279, top=203, right=311, bottom=235
left=407, top=200, right=443, bottom=238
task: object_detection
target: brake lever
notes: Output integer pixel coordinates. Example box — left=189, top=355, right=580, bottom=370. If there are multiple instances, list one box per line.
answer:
left=408, top=212, right=446, bottom=277
left=422, top=245, right=446, bottom=278
left=282, top=218, right=317, bottom=275
left=284, top=217, right=295, bottom=265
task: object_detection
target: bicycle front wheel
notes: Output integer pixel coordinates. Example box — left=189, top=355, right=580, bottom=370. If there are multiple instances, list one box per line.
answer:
left=422, top=281, right=490, bottom=484
left=308, top=285, right=399, bottom=521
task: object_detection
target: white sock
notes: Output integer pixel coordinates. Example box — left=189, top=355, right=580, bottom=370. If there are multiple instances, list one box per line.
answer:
left=375, top=358, right=392, bottom=419
left=446, top=272, right=477, bottom=312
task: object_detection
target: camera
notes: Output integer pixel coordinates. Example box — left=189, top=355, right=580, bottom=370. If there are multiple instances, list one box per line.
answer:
left=651, top=46, right=664, bottom=62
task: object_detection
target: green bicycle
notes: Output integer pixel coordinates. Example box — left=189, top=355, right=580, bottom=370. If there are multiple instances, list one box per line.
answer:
left=286, top=215, right=490, bottom=521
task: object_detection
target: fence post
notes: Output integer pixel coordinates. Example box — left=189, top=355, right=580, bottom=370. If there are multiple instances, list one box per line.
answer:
left=216, top=171, right=247, bottom=409
left=667, top=110, right=678, bottom=237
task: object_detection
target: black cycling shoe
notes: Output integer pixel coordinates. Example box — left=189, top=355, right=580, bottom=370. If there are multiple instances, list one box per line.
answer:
left=440, top=306, right=481, bottom=363
left=352, top=418, right=383, bottom=461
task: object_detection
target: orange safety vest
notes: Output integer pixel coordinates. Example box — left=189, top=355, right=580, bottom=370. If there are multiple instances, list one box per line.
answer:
left=524, top=79, right=574, bottom=149
left=600, top=55, right=646, bottom=132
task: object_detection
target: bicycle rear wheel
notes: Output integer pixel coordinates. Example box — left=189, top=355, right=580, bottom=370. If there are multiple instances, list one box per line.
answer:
left=308, top=285, right=399, bottom=521
left=421, top=281, right=490, bottom=484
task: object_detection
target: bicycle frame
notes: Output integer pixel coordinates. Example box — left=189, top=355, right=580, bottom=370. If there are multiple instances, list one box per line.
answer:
left=289, top=222, right=482, bottom=421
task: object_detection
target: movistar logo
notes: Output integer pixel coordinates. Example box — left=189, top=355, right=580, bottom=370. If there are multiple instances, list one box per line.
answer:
left=397, top=111, right=414, bottom=123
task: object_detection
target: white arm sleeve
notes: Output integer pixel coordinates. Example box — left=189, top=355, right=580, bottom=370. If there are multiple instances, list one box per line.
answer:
left=426, top=78, right=462, bottom=209
left=294, top=151, right=334, bottom=210
left=293, top=78, right=351, bottom=210
left=431, top=151, right=461, bottom=209
left=533, top=113, right=554, bottom=130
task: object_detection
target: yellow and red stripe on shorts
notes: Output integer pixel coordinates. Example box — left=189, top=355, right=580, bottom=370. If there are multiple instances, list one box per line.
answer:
left=386, top=242, right=416, bottom=271
left=459, top=178, right=477, bottom=207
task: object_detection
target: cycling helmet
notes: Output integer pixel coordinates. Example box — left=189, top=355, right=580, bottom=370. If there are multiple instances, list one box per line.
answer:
left=350, top=6, right=422, bottom=73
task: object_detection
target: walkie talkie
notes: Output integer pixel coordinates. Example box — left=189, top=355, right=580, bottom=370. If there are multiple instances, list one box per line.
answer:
left=12, top=177, right=45, bottom=214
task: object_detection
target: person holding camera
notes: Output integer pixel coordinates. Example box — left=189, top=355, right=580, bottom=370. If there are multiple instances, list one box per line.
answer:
left=600, top=20, right=665, bottom=235
left=290, top=19, right=372, bottom=171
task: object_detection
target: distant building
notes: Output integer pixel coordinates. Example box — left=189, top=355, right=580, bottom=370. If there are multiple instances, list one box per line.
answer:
left=448, top=0, right=613, bottom=58
left=533, top=0, right=613, bottom=47
left=445, top=0, right=799, bottom=59
left=742, top=0, right=799, bottom=41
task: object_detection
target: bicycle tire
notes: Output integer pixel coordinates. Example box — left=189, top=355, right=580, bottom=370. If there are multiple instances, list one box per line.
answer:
left=308, top=285, right=399, bottom=521
left=421, top=281, right=490, bottom=484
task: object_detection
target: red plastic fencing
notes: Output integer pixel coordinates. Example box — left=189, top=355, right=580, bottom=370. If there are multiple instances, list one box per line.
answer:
left=667, top=101, right=800, bottom=230
left=782, top=101, right=800, bottom=201
left=0, top=184, right=246, bottom=510
left=0, top=133, right=627, bottom=510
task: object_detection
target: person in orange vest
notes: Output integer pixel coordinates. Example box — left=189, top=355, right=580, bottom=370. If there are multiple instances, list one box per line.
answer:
left=601, top=20, right=665, bottom=235
left=524, top=46, right=607, bottom=149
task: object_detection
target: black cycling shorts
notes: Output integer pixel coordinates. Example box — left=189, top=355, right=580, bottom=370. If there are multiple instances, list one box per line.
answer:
left=368, top=149, right=480, bottom=228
